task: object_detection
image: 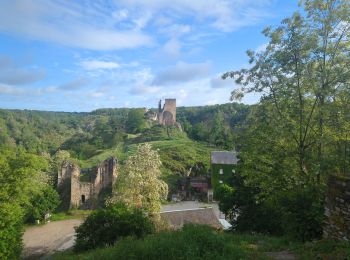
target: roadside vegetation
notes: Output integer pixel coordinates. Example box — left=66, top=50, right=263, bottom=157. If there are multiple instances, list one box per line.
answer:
left=54, top=224, right=350, bottom=260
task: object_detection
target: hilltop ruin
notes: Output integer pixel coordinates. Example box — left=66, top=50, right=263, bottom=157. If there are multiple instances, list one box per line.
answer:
left=158, top=99, right=176, bottom=126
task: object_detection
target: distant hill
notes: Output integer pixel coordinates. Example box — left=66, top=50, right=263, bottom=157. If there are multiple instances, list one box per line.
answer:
left=0, top=103, right=250, bottom=190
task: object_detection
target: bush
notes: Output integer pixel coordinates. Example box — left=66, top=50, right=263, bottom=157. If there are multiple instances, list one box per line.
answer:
left=59, top=224, right=249, bottom=259
left=0, top=203, right=24, bottom=260
left=26, top=185, right=61, bottom=222
left=74, top=203, right=155, bottom=252
left=217, top=173, right=324, bottom=241
left=278, top=186, right=324, bottom=242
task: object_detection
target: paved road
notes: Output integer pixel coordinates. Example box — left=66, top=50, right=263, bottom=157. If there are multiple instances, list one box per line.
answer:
left=22, top=219, right=82, bottom=259
left=161, top=201, right=223, bottom=218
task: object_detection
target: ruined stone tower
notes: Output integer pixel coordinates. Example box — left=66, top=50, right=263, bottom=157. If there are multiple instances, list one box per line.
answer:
left=57, top=157, right=117, bottom=209
left=158, top=99, right=176, bottom=126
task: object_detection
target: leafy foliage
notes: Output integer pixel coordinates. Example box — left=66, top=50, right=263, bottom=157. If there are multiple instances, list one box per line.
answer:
left=26, top=185, right=60, bottom=222
left=0, top=148, right=50, bottom=259
left=177, top=103, right=250, bottom=149
left=218, top=0, right=350, bottom=241
left=67, top=225, right=249, bottom=259
left=74, top=203, right=155, bottom=252
left=126, top=109, right=147, bottom=134
left=111, top=143, right=168, bottom=214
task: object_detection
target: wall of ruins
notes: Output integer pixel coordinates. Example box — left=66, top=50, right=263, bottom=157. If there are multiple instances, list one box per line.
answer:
left=323, top=175, right=350, bottom=240
left=57, top=157, right=117, bottom=209
left=158, top=99, right=176, bottom=126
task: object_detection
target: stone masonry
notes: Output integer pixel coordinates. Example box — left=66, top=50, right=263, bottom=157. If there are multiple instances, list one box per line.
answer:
left=57, top=157, right=117, bottom=209
left=158, top=99, right=176, bottom=126
left=323, top=175, right=350, bottom=240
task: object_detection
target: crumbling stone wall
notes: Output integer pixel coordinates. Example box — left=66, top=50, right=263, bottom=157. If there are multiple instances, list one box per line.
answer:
left=158, top=99, right=176, bottom=126
left=323, top=175, right=350, bottom=240
left=57, top=157, right=117, bottom=209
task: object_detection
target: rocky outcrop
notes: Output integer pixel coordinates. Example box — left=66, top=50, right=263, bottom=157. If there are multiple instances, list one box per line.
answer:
left=323, top=175, right=350, bottom=240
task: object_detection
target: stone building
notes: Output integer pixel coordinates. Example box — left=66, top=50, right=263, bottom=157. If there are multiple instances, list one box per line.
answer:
left=57, top=157, right=117, bottom=209
left=211, top=151, right=239, bottom=199
left=158, top=99, right=176, bottom=126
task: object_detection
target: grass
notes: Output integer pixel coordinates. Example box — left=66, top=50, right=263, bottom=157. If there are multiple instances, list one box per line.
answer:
left=50, top=210, right=92, bottom=222
left=54, top=225, right=256, bottom=260
left=298, top=239, right=350, bottom=259
left=72, top=126, right=214, bottom=193
left=52, top=224, right=350, bottom=260
left=80, top=142, right=126, bottom=168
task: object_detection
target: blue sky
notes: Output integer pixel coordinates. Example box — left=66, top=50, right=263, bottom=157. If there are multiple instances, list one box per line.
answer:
left=0, top=0, right=299, bottom=112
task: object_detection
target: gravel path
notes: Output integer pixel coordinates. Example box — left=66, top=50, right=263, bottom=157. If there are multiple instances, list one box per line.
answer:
left=22, top=219, right=83, bottom=259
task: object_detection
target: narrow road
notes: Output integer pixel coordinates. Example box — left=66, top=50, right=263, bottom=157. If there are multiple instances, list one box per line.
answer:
left=22, top=219, right=82, bottom=259
left=22, top=202, right=221, bottom=259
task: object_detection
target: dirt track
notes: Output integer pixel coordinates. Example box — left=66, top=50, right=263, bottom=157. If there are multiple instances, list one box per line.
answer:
left=22, top=219, right=82, bottom=259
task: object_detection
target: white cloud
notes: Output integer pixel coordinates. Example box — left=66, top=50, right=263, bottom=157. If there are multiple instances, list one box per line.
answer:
left=0, top=83, right=59, bottom=96
left=80, top=60, right=120, bottom=70
left=118, top=0, right=273, bottom=32
left=0, top=56, right=45, bottom=85
left=0, top=1, right=153, bottom=50
left=129, top=85, right=160, bottom=95
left=0, top=83, right=26, bottom=95
left=210, top=76, right=236, bottom=89
left=59, top=78, right=88, bottom=90
left=88, top=91, right=105, bottom=98
left=153, top=61, right=211, bottom=85
left=112, top=9, right=129, bottom=21
left=162, top=39, right=181, bottom=58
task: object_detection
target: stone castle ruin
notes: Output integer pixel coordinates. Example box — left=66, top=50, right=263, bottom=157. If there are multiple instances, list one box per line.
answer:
left=158, top=99, right=176, bottom=126
left=57, top=157, right=117, bottom=209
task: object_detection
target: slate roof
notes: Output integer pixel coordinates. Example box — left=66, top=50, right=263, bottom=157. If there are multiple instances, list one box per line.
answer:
left=211, top=151, right=238, bottom=165
left=160, top=208, right=222, bottom=230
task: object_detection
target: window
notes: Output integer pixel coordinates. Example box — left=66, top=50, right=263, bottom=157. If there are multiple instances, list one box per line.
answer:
left=219, top=169, right=223, bottom=175
left=81, top=195, right=86, bottom=203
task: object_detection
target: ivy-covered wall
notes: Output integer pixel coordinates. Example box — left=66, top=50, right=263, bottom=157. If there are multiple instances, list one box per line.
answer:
left=324, top=175, right=350, bottom=240
left=211, top=164, right=235, bottom=194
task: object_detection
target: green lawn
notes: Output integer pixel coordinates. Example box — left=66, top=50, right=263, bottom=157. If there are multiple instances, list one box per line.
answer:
left=50, top=210, right=92, bottom=222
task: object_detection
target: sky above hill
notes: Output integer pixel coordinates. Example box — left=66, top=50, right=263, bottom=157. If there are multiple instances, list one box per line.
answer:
left=0, top=0, right=299, bottom=112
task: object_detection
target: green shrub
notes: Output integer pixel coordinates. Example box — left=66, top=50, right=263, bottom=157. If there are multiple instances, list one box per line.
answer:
left=58, top=224, right=249, bottom=259
left=0, top=203, right=23, bottom=260
left=217, top=173, right=324, bottom=241
left=74, top=203, right=155, bottom=252
left=26, top=185, right=61, bottom=222
left=278, top=186, right=324, bottom=242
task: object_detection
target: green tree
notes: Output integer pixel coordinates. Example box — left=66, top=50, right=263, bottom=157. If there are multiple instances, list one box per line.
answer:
left=110, top=143, right=168, bottom=214
left=0, top=148, right=48, bottom=259
left=74, top=203, right=155, bottom=252
left=126, top=109, right=147, bottom=133
left=210, top=111, right=226, bottom=146
left=221, top=0, right=350, bottom=240
left=26, top=186, right=60, bottom=222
